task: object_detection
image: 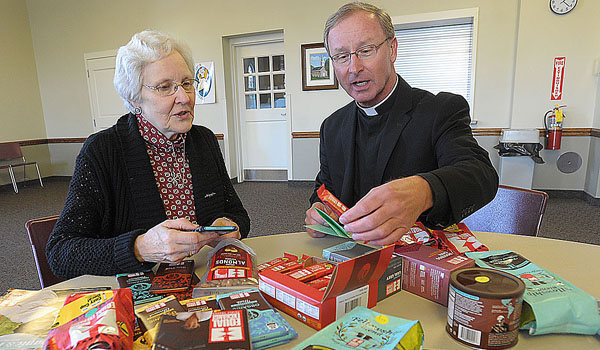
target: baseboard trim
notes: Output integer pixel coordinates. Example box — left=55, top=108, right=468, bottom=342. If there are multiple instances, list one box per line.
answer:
left=243, top=169, right=288, bottom=182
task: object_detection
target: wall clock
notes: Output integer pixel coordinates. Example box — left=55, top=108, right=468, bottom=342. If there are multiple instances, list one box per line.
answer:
left=550, top=0, right=577, bottom=15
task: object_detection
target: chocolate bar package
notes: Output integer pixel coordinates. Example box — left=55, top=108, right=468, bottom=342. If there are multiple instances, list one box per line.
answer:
left=169, top=272, right=201, bottom=303
left=306, top=274, right=332, bottom=290
left=467, top=250, right=600, bottom=336
left=181, top=295, right=220, bottom=313
left=292, top=306, right=423, bottom=350
left=217, top=288, right=297, bottom=349
left=267, top=258, right=305, bottom=274
left=135, top=295, right=185, bottom=344
left=117, top=270, right=162, bottom=305
left=323, top=241, right=375, bottom=262
left=317, top=184, right=348, bottom=218
left=150, top=260, right=194, bottom=294
left=285, top=262, right=335, bottom=283
left=257, top=254, right=298, bottom=272
left=152, top=310, right=251, bottom=350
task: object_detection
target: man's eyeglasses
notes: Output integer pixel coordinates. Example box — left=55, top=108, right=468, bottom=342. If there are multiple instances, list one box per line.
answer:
left=143, top=79, right=199, bottom=97
left=330, top=38, right=391, bottom=65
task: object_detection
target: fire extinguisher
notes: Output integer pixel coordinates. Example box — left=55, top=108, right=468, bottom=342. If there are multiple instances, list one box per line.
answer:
left=544, top=104, right=566, bottom=150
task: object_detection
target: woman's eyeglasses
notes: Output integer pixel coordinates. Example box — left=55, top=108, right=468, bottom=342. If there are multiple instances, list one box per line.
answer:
left=143, top=79, right=199, bottom=96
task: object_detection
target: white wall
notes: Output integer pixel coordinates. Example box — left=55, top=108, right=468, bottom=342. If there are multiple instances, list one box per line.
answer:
left=511, top=0, right=600, bottom=129
left=6, top=0, right=598, bottom=194
left=0, top=0, right=50, bottom=186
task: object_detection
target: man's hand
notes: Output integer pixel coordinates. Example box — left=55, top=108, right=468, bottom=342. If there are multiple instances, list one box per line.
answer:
left=134, top=218, right=218, bottom=263
left=304, top=202, right=337, bottom=238
left=339, top=176, right=434, bottom=245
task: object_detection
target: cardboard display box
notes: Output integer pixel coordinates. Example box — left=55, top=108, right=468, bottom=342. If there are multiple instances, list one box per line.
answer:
left=258, top=245, right=394, bottom=330
left=395, top=244, right=475, bottom=306
left=322, top=242, right=403, bottom=302
left=378, top=253, right=403, bottom=302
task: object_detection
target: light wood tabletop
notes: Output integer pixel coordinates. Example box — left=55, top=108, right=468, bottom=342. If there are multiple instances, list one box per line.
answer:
left=53, top=231, right=600, bottom=349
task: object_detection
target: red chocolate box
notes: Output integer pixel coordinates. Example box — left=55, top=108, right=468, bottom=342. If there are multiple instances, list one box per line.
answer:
left=258, top=245, right=394, bottom=330
left=395, top=243, right=475, bottom=306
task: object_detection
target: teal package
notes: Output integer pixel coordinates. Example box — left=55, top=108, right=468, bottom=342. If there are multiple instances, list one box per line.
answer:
left=466, top=250, right=600, bottom=336
left=292, top=306, right=424, bottom=350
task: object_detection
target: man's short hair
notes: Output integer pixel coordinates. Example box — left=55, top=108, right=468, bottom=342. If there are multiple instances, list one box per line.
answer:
left=323, top=2, right=395, bottom=53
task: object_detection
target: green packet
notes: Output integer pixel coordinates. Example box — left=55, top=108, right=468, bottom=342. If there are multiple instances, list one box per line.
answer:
left=292, top=306, right=424, bottom=350
left=305, top=207, right=353, bottom=239
left=466, top=250, right=600, bottom=335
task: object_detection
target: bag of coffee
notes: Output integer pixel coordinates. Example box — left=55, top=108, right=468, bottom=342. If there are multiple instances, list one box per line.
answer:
left=466, top=250, right=600, bottom=335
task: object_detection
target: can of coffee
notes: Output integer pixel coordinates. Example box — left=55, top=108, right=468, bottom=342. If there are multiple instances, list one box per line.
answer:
left=447, top=267, right=525, bottom=349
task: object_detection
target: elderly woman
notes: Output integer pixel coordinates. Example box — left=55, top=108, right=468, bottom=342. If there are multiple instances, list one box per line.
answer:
left=47, top=30, right=250, bottom=278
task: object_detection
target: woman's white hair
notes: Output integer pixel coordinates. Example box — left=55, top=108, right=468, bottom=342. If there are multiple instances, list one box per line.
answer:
left=113, top=30, right=194, bottom=113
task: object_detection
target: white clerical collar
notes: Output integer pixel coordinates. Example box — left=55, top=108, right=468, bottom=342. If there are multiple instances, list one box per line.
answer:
left=356, top=76, right=399, bottom=116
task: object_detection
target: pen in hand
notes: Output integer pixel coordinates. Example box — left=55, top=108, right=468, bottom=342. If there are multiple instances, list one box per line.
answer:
left=193, top=225, right=237, bottom=233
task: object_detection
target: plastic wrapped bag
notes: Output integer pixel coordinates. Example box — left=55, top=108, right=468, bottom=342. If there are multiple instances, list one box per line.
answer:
left=194, top=238, right=258, bottom=296
left=43, top=289, right=134, bottom=350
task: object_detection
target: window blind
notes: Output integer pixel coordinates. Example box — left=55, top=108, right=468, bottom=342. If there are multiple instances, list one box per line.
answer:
left=394, top=22, right=473, bottom=103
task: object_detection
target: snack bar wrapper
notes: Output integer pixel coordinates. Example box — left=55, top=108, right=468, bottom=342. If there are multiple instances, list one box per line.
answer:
left=466, top=250, right=600, bottom=336
left=197, top=238, right=258, bottom=295
left=43, top=289, right=134, bottom=350
left=396, top=222, right=433, bottom=246
left=429, top=223, right=489, bottom=255
left=317, top=184, right=348, bottom=218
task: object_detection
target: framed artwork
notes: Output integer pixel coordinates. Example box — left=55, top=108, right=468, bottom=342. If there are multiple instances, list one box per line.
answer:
left=194, top=62, right=215, bottom=104
left=301, top=43, right=338, bottom=91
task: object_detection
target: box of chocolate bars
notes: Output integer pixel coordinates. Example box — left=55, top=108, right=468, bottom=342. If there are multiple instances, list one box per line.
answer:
left=322, top=241, right=403, bottom=302
left=395, top=243, right=475, bottom=306
left=258, top=245, right=394, bottom=330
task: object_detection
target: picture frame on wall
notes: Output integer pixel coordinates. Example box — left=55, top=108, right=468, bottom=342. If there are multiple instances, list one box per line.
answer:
left=301, top=43, right=338, bottom=91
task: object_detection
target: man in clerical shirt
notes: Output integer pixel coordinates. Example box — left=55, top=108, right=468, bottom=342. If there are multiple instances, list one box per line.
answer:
left=305, top=2, right=498, bottom=245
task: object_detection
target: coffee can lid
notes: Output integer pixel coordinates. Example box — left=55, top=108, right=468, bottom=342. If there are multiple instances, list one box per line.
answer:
left=450, top=267, right=525, bottom=299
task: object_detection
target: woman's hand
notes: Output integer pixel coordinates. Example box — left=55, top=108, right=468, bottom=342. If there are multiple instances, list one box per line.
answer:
left=134, top=218, right=217, bottom=263
left=207, top=217, right=241, bottom=247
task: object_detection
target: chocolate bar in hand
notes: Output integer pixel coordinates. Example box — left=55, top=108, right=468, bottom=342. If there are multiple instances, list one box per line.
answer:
left=317, top=184, right=348, bottom=218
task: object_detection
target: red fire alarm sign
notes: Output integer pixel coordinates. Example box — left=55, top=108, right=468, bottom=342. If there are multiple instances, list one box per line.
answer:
left=551, top=57, right=565, bottom=100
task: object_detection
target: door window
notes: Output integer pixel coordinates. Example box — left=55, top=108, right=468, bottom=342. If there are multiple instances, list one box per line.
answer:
left=244, top=55, right=285, bottom=110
